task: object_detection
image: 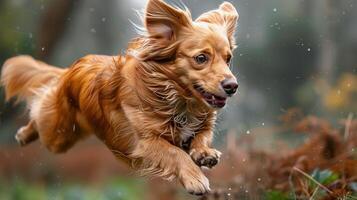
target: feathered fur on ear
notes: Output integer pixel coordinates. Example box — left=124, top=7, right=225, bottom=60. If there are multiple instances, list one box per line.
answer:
left=145, top=0, right=192, bottom=42
left=196, top=2, right=239, bottom=49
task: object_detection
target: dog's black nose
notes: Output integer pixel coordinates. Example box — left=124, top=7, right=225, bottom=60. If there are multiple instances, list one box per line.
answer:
left=221, top=78, right=238, bottom=95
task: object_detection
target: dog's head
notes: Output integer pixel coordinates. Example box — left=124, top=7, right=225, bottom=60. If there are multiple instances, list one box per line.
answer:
left=138, top=0, right=239, bottom=109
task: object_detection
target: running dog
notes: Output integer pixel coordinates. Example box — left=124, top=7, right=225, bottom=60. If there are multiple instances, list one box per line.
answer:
left=1, top=0, right=239, bottom=195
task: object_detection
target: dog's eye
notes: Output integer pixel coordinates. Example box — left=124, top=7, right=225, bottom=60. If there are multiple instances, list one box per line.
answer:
left=226, top=55, right=232, bottom=65
left=194, top=54, right=208, bottom=65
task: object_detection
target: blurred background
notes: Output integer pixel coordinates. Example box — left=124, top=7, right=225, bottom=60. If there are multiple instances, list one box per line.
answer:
left=0, top=0, right=356, bottom=199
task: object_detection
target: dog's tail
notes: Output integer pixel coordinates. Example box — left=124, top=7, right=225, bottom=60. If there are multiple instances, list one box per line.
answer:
left=1, top=55, right=65, bottom=102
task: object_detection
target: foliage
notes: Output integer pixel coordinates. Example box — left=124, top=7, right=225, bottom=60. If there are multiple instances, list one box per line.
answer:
left=201, top=108, right=357, bottom=200
left=324, top=74, right=357, bottom=112
left=309, top=169, right=339, bottom=189
left=264, top=190, right=292, bottom=200
left=0, top=178, right=145, bottom=200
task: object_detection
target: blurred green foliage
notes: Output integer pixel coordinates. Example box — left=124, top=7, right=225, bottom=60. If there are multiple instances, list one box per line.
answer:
left=0, top=178, right=146, bottom=200
left=264, top=190, right=294, bottom=200
left=309, top=169, right=339, bottom=188
left=265, top=169, right=349, bottom=200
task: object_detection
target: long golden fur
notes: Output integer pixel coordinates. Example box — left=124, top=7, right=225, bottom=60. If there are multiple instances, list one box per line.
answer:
left=1, top=0, right=239, bottom=195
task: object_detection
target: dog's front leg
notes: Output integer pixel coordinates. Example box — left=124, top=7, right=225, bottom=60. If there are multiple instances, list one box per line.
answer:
left=189, top=131, right=222, bottom=169
left=131, top=137, right=210, bottom=195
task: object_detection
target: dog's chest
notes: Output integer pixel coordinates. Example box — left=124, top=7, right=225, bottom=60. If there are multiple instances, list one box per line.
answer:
left=173, top=112, right=207, bottom=148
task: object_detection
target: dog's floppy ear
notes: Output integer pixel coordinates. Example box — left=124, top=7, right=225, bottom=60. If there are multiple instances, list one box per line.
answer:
left=145, top=0, right=192, bottom=42
left=196, top=2, right=239, bottom=49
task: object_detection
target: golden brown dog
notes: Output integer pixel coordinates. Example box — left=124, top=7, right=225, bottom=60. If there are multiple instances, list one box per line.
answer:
left=1, top=0, right=239, bottom=195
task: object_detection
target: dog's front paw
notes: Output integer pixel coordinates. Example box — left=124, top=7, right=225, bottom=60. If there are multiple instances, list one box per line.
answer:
left=179, top=165, right=210, bottom=195
left=190, top=147, right=221, bottom=168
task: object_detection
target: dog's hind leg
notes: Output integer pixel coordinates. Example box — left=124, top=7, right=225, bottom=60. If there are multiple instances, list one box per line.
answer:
left=15, top=120, right=38, bottom=146
left=30, top=85, right=92, bottom=153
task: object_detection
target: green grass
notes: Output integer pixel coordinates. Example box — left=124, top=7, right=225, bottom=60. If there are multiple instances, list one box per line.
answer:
left=0, top=178, right=146, bottom=200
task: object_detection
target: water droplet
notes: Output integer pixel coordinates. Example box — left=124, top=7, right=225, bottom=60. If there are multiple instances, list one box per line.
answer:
left=246, top=130, right=250, bottom=134
left=41, top=47, right=45, bottom=51
left=307, top=48, right=311, bottom=52
left=228, top=187, right=232, bottom=191
left=102, top=17, right=106, bottom=22
left=262, top=122, right=265, bottom=126
left=258, top=178, right=262, bottom=182
left=90, top=28, right=96, bottom=33
left=273, top=8, right=277, bottom=12
left=227, top=193, right=231, bottom=196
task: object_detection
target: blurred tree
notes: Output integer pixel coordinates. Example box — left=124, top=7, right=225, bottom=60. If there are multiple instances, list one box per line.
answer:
left=37, top=0, right=80, bottom=60
left=316, top=0, right=340, bottom=84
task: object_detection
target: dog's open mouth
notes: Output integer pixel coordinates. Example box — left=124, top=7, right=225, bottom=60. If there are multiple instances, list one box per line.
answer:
left=193, top=85, right=227, bottom=108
